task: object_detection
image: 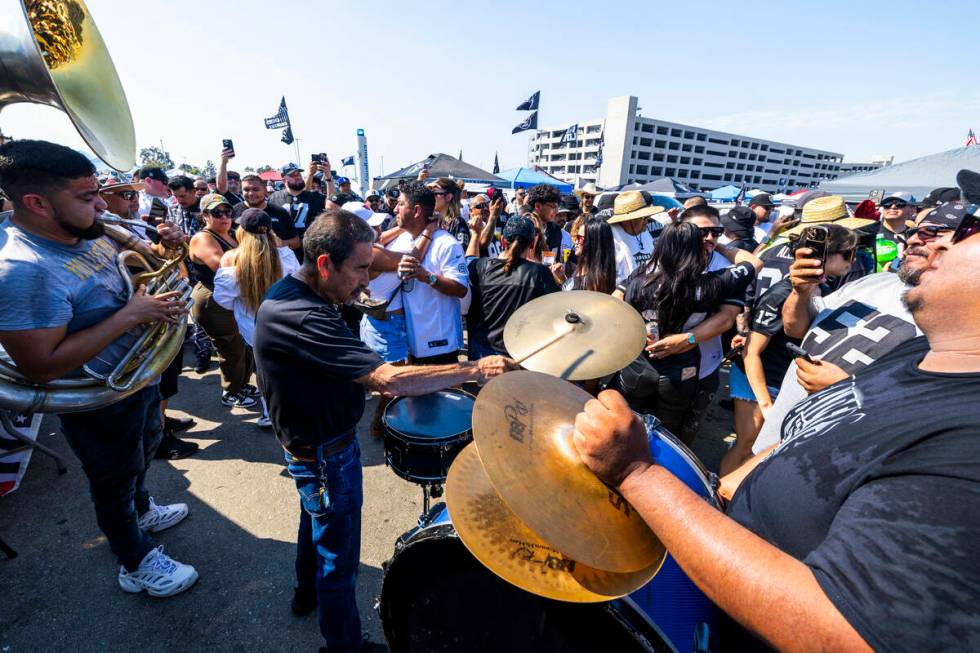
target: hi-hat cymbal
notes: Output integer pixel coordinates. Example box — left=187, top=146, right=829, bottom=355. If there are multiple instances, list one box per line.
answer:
left=472, top=370, right=663, bottom=573
left=446, top=443, right=663, bottom=602
left=503, top=290, right=645, bottom=380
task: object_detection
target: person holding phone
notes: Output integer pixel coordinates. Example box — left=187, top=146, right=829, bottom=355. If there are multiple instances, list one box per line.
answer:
left=216, top=142, right=243, bottom=204
left=721, top=225, right=857, bottom=475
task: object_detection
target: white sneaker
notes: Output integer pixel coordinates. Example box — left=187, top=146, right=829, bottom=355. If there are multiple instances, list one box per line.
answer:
left=138, top=497, right=188, bottom=533
left=118, top=546, right=199, bottom=597
left=257, top=414, right=272, bottom=428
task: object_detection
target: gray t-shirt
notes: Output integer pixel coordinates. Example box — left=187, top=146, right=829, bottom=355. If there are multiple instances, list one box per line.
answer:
left=753, top=272, right=921, bottom=453
left=0, top=216, right=138, bottom=378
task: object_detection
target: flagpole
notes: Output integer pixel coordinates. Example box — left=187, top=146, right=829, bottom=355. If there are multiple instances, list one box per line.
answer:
left=294, top=138, right=301, bottom=167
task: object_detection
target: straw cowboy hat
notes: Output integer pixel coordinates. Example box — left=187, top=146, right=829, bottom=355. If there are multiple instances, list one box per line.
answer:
left=574, top=182, right=601, bottom=197
left=782, top=195, right=876, bottom=238
left=606, top=190, right=665, bottom=225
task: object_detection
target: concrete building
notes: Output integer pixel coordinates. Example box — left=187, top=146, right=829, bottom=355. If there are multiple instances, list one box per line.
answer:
left=838, top=155, right=894, bottom=177
left=529, top=95, right=846, bottom=193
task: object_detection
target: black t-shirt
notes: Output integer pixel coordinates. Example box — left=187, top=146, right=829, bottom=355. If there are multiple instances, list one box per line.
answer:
left=878, top=223, right=910, bottom=245
left=623, top=261, right=755, bottom=382
left=466, top=257, right=560, bottom=354
left=222, top=190, right=244, bottom=205
left=752, top=240, right=872, bottom=306
left=231, top=202, right=297, bottom=243
left=269, top=189, right=326, bottom=234
left=726, top=336, right=980, bottom=652
left=749, top=278, right=803, bottom=388
left=253, top=275, right=383, bottom=457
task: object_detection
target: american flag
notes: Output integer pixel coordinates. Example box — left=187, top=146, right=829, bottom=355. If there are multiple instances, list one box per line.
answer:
left=264, top=97, right=291, bottom=130
left=966, top=129, right=978, bottom=147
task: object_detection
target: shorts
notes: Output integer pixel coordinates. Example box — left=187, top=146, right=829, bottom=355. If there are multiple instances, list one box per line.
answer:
left=729, top=364, right=779, bottom=403
left=360, top=313, right=408, bottom=363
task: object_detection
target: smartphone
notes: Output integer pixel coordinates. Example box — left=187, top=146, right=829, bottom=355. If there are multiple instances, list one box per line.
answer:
left=222, top=139, right=235, bottom=156
left=785, top=342, right=814, bottom=363
left=315, top=152, right=328, bottom=164
left=799, top=225, right=828, bottom=265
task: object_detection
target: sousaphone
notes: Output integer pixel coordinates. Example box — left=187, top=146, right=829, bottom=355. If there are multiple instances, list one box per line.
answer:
left=0, top=0, right=189, bottom=414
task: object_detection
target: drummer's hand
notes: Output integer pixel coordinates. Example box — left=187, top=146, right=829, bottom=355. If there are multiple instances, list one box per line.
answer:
left=645, top=333, right=694, bottom=358
left=572, top=390, right=653, bottom=489
left=472, top=355, right=519, bottom=384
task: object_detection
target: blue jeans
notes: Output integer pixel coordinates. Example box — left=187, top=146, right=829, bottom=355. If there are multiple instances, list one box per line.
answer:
left=360, top=313, right=408, bottom=363
left=58, top=385, right=163, bottom=570
left=285, top=439, right=364, bottom=653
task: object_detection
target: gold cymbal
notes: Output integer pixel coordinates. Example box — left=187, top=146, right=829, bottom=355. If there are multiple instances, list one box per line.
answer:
left=472, top=370, right=664, bottom=573
left=446, top=443, right=663, bottom=602
left=503, top=290, right=645, bottom=380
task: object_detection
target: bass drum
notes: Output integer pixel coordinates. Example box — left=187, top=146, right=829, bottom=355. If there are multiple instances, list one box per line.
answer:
left=379, top=422, right=720, bottom=653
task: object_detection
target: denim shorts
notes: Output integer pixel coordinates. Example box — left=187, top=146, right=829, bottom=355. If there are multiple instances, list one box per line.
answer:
left=729, top=363, right=779, bottom=403
left=360, top=313, right=408, bottom=363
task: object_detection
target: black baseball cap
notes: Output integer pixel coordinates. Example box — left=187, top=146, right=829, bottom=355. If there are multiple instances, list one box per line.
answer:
left=920, top=187, right=960, bottom=208
left=238, top=208, right=272, bottom=234
left=749, top=192, right=774, bottom=208
left=918, top=201, right=970, bottom=230
left=722, top=206, right=755, bottom=238
left=138, top=166, right=168, bottom=183
left=502, top=215, right=535, bottom=243
left=557, top=194, right=580, bottom=215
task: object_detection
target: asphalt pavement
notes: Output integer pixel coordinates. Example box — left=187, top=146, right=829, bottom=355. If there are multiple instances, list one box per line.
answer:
left=0, top=347, right=732, bottom=653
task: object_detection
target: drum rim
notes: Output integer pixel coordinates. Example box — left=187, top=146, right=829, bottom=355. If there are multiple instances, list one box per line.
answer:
left=382, top=389, right=476, bottom=442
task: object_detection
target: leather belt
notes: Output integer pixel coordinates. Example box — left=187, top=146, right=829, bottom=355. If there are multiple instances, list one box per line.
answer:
left=286, top=429, right=356, bottom=461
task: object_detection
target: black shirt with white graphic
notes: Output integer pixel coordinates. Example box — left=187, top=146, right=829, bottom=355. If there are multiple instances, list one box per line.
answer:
left=269, top=189, right=326, bottom=234
left=232, top=202, right=297, bottom=244
left=727, top=336, right=980, bottom=652
left=443, top=214, right=471, bottom=252
left=622, top=261, right=755, bottom=384
left=749, top=278, right=804, bottom=388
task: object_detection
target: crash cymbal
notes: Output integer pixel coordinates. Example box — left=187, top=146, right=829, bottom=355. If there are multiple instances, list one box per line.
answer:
left=503, top=290, right=645, bottom=380
left=472, top=370, right=663, bottom=573
left=446, top=443, right=663, bottom=603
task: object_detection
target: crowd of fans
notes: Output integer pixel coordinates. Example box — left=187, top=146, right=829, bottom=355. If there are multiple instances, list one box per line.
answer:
left=2, top=138, right=978, bottom=653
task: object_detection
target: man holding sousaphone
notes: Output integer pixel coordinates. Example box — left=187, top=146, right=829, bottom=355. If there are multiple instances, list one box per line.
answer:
left=0, top=140, right=199, bottom=597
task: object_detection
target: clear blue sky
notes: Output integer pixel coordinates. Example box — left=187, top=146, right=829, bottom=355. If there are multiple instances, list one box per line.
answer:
left=6, top=0, right=979, bottom=175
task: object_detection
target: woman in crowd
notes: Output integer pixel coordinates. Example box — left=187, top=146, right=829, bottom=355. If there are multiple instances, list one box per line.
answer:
left=564, top=216, right=624, bottom=293
left=465, top=216, right=560, bottom=359
left=721, top=224, right=857, bottom=474
left=613, top=222, right=762, bottom=441
left=188, top=195, right=257, bottom=409
left=213, top=208, right=300, bottom=427
left=428, top=177, right=468, bottom=249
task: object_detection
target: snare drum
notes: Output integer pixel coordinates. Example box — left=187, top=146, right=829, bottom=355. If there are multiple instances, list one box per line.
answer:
left=382, top=389, right=475, bottom=484
left=379, top=422, right=720, bottom=653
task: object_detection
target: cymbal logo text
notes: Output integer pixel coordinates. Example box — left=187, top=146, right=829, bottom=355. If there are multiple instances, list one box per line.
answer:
left=504, top=400, right=530, bottom=443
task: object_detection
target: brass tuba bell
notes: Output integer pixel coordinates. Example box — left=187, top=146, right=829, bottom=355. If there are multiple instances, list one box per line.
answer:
left=0, top=0, right=136, bottom=170
left=0, top=0, right=192, bottom=413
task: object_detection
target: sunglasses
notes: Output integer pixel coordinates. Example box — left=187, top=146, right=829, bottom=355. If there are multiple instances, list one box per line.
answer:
left=103, top=190, right=138, bottom=200
left=838, top=249, right=856, bottom=262
left=952, top=210, right=980, bottom=244
left=471, top=203, right=487, bottom=211
left=881, top=201, right=908, bottom=209
left=209, top=208, right=233, bottom=218
left=699, top=226, right=724, bottom=238
left=911, top=225, right=953, bottom=242
left=432, top=190, right=447, bottom=196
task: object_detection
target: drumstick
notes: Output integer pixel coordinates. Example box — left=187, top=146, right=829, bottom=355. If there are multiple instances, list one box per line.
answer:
left=514, top=325, right=576, bottom=365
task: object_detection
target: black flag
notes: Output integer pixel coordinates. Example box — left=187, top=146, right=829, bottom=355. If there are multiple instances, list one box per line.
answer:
left=559, top=123, right=579, bottom=147
left=512, top=111, right=538, bottom=134
left=516, top=91, right=540, bottom=111
left=281, top=126, right=294, bottom=145
left=341, top=156, right=354, bottom=166
left=265, top=96, right=290, bottom=130
left=493, top=152, right=500, bottom=174
left=458, top=150, right=463, bottom=161
left=594, top=132, right=604, bottom=168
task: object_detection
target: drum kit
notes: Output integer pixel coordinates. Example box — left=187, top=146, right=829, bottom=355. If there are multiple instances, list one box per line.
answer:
left=380, top=291, right=721, bottom=653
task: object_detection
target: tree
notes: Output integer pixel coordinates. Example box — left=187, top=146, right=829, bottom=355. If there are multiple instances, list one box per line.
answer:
left=201, top=160, right=216, bottom=179
left=256, top=164, right=273, bottom=173
left=244, top=165, right=256, bottom=172
left=178, top=162, right=201, bottom=176
left=139, top=146, right=174, bottom=169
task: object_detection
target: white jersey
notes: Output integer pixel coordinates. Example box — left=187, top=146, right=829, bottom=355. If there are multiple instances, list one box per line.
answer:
left=401, top=230, right=469, bottom=358
left=611, top=225, right=655, bottom=283
left=370, top=231, right=425, bottom=313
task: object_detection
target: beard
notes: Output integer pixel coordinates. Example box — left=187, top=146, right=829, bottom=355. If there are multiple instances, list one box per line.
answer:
left=897, top=247, right=929, bottom=285
left=286, top=178, right=305, bottom=192
left=901, top=288, right=924, bottom=315
left=56, top=212, right=105, bottom=240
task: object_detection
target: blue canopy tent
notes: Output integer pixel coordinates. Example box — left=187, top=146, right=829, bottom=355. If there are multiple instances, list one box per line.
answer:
left=709, top=185, right=742, bottom=201
left=496, top=167, right=573, bottom=193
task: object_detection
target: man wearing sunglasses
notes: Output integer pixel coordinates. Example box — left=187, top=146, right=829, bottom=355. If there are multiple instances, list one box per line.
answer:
left=878, top=191, right=917, bottom=245
left=98, top=177, right=142, bottom=220
left=750, top=201, right=967, bottom=455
